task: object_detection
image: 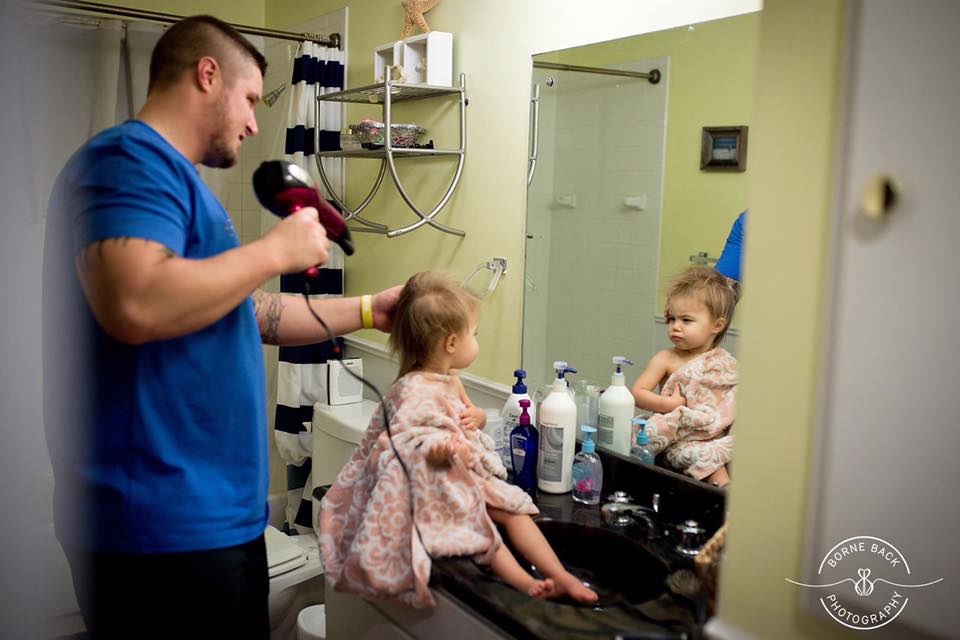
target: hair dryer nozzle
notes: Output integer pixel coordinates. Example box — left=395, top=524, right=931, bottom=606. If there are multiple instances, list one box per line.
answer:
left=252, top=160, right=354, bottom=256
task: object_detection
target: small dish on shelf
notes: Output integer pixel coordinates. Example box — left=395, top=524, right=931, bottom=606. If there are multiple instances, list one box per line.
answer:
left=348, top=120, right=426, bottom=148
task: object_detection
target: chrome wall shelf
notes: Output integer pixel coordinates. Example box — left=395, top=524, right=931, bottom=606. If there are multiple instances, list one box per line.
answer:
left=314, top=73, right=468, bottom=238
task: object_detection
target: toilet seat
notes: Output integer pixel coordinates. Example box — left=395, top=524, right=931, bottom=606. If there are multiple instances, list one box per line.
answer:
left=264, top=525, right=307, bottom=577
left=265, top=526, right=325, bottom=640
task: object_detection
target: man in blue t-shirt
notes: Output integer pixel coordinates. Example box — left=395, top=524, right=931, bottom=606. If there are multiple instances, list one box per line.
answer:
left=715, top=210, right=746, bottom=299
left=43, top=16, right=399, bottom=638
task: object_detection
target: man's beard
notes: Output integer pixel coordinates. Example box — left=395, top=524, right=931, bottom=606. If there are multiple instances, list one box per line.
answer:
left=201, top=95, right=238, bottom=169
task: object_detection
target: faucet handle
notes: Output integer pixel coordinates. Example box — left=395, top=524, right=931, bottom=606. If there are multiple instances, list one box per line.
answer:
left=675, top=519, right=706, bottom=556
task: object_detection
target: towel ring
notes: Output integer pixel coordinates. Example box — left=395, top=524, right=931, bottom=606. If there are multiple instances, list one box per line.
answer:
left=463, top=257, right=507, bottom=299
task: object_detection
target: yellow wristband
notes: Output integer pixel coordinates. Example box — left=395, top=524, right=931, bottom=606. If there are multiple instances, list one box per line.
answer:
left=360, top=294, right=374, bottom=329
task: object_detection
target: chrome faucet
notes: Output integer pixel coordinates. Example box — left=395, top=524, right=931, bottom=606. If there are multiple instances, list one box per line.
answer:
left=600, top=491, right=659, bottom=528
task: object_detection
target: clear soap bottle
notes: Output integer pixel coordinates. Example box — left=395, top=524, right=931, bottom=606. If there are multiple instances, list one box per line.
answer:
left=571, top=425, right=603, bottom=504
left=630, top=418, right=654, bottom=464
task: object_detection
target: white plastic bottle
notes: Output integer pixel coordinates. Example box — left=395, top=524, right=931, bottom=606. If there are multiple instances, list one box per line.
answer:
left=483, top=409, right=507, bottom=468
left=501, top=369, right=535, bottom=435
left=537, top=361, right=578, bottom=493
left=597, top=356, right=635, bottom=455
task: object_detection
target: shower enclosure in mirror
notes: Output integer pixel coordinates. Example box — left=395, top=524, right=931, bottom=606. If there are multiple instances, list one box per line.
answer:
left=524, top=57, right=668, bottom=387
left=522, top=13, right=759, bottom=455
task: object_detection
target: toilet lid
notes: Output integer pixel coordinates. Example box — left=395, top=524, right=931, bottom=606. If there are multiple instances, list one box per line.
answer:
left=263, top=526, right=307, bottom=577
left=313, top=399, right=377, bottom=443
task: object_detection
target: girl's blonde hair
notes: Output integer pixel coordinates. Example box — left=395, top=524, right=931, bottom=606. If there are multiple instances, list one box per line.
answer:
left=389, top=271, right=480, bottom=378
left=665, top=266, right=737, bottom=346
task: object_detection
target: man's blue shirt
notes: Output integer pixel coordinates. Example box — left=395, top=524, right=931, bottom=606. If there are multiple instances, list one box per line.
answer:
left=44, top=121, right=268, bottom=553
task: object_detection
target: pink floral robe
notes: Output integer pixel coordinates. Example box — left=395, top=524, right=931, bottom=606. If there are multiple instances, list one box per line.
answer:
left=318, top=371, right=537, bottom=608
left=645, top=347, right=737, bottom=480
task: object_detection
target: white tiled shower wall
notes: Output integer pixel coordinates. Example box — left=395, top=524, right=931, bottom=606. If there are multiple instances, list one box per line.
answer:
left=524, top=57, right=669, bottom=388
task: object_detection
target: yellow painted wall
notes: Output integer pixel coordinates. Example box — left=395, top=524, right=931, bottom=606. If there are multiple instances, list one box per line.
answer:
left=540, top=14, right=760, bottom=310
left=712, top=1, right=855, bottom=638
left=266, top=0, right=760, bottom=384
left=108, top=0, right=264, bottom=26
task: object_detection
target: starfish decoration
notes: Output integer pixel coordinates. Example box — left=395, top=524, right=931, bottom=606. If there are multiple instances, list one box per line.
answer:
left=401, top=0, right=441, bottom=38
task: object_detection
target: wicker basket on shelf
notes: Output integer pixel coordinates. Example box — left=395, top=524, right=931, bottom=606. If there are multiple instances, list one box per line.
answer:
left=694, top=523, right=727, bottom=616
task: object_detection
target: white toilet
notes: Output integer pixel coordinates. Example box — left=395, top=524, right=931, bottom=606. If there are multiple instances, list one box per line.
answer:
left=311, top=399, right=378, bottom=489
left=266, top=399, right=376, bottom=640
left=265, top=525, right=324, bottom=640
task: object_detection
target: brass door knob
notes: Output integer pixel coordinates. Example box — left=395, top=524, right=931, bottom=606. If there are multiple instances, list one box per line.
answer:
left=860, top=174, right=901, bottom=220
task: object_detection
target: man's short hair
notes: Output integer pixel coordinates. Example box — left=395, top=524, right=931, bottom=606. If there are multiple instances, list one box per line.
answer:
left=148, top=15, right=267, bottom=93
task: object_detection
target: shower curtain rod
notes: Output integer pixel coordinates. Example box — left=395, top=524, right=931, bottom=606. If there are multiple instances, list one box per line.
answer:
left=533, top=61, right=661, bottom=84
left=32, top=0, right=341, bottom=48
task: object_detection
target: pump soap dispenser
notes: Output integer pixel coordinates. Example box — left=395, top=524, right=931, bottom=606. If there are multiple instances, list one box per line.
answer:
left=537, top=361, right=578, bottom=494
left=630, top=418, right=654, bottom=464
left=510, top=399, right=538, bottom=496
left=597, top=356, right=635, bottom=455
left=500, top=369, right=537, bottom=433
left=572, top=425, right=603, bottom=504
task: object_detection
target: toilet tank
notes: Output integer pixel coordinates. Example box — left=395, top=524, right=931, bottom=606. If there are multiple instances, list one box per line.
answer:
left=311, top=399, right=377, bottom=489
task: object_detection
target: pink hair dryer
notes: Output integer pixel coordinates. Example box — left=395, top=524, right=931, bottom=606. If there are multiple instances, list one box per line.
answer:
left=253, top=160, right=355, bottom=278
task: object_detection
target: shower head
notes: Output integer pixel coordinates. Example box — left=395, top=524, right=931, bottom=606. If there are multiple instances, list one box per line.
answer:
left=262, top=83, right=287, bottom=107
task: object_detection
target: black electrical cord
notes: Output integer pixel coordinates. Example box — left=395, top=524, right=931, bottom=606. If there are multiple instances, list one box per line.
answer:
left=302, top=282, right=434, bottom=563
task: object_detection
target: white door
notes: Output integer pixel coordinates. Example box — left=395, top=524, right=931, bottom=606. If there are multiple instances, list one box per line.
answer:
left=808, top=1, right=959, bottom=637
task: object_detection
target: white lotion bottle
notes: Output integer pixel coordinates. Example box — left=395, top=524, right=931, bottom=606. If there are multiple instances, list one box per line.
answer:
left=597, top=356, right=635, bottom=455
left=537, top=361, right=578, bottom=493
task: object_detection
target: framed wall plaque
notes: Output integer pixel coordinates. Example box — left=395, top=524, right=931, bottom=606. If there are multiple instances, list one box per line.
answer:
left=700, top=126, right=748, bottom=172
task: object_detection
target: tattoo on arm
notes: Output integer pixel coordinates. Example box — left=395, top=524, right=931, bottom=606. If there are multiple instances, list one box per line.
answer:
left=252, top=289, right=284, bottom=345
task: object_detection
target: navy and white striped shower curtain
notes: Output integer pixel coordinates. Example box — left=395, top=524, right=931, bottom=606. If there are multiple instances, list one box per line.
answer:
left=273, top=41, right=345, bottom=534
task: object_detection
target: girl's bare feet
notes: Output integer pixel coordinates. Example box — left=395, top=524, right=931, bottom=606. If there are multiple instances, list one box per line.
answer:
left=552, top=571, right=599, bottom=604
left=526, top=574, right=597, bottom=604
left=527, top=578, right=555, bottom=598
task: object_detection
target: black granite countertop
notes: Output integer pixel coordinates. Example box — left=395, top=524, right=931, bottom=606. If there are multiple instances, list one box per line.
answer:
left=429, top=449, right=726, bottom=640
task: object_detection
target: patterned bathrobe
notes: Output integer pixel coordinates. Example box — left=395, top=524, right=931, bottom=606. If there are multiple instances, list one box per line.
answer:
left=646, top=347, right=737, bottom=480
left=318, top=371, right=537, bottom=608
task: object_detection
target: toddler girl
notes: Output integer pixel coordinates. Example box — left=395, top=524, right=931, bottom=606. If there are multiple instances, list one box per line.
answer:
left=631, top=267, right=738, bottom=486
left=319, top=272, right=597, bottom=608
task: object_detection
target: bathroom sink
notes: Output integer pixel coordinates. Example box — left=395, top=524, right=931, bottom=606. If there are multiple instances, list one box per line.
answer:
left=429, top=518, right=696, bottom=639
left=521, top=519, right=669, bottom=606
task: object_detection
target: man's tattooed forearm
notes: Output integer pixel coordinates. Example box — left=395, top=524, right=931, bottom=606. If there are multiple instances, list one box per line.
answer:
left=253, top=290, right=284, bottom=345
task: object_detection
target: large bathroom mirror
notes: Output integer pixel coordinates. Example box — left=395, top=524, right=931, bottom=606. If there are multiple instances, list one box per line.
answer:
left=522, top=12, right=760, bottom=458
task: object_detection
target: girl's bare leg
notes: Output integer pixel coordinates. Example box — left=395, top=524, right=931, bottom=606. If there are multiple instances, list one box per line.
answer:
left=488, top=508, right=598, bottom=603
left=704, top=465, right=730, bottom=487
left=489, top=543, right=556, bottom=597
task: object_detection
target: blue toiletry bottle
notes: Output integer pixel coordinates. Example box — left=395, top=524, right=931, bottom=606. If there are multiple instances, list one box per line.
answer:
left=571, top=425, right=603, bottom=504
left=510, top=399, right=538, bottom=496
left=630, top=418, right=655, bottom=464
